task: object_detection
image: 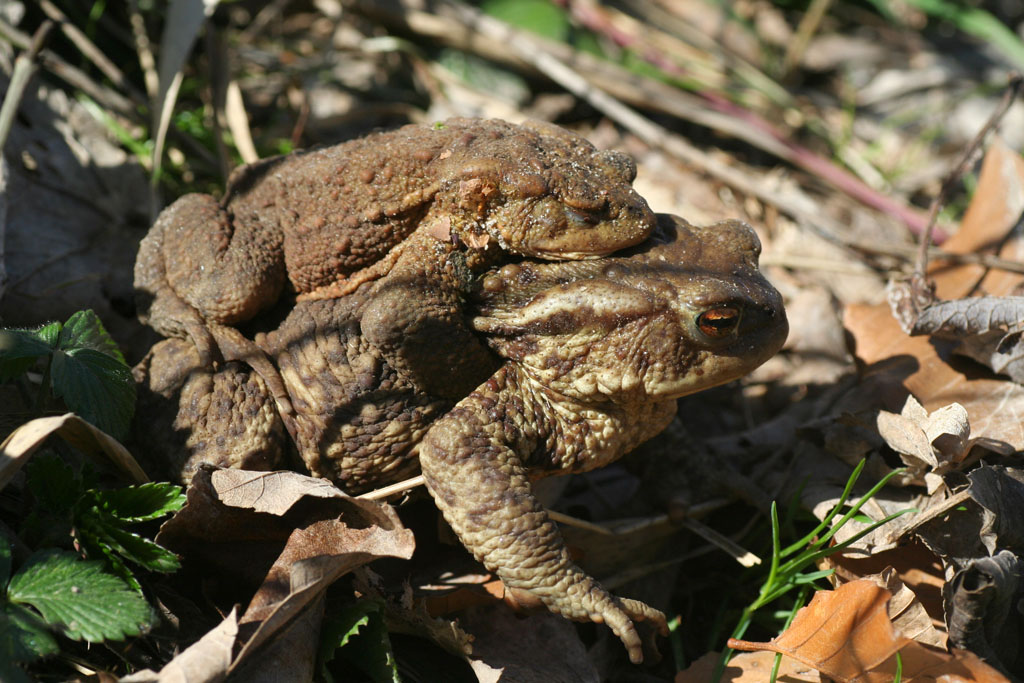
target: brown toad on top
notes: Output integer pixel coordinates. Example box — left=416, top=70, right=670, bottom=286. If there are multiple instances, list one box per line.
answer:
left=134, top=118, right=655, bottom=400
left=137, top=214, right=787, bottom=663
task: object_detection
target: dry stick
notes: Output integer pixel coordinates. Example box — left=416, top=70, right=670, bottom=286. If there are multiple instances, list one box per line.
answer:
left=128, top=0, right=159, bottom=99
left=358, top=474, right=424, bottom=500
left=625, top=0, right=792, bottom=108
left=38, top=0, right=148, bottom=106
left=0, top=18, right=136, bottom=118
left=781, top=0, right=834, bottom=78
left=0, top=22, right=53, bottom=154
left=913, top=73, right=1024, bottom=281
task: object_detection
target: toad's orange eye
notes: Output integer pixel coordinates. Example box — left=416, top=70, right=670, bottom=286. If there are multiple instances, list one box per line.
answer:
left=697, top=306, right=741, bottom=338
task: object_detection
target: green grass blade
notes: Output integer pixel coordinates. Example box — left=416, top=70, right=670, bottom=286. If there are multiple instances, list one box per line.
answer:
left=780, top=460, right=865, bottom=557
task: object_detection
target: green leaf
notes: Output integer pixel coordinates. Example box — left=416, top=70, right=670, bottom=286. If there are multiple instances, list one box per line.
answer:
left=7, top=550, right=155, bottom=642
left=480, top=0, right=569, bottom=41
left=0, top=603, right=59, bottom=664
left=72, top=523, right=140, bottom=592
left=901, top=0, right=1024, bottom=71
left=436, top=49, right=530, bottom=106
left=50, top=348, right=135, bottom=439
left=90, top=483, right=185, bottom=523
left=0, top=323, right=58, bottom=382
left=56, top=310, right=125, bottom=363
left=77, top=512, right=181, bottom=574
left=319, top=601, right=399, bottom=683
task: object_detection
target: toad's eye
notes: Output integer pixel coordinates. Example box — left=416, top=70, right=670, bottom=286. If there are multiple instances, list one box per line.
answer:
left=697, top=306, right=741, bottom=338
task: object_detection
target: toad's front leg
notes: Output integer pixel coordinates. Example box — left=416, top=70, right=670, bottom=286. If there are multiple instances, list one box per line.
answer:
left=418, top=367, right=672, bottom=664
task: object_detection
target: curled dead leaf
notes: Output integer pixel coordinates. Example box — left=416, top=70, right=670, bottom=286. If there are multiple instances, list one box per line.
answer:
left=728, top=580, right=1011, bottom=682
left=0, top=412, right=147, bottom=490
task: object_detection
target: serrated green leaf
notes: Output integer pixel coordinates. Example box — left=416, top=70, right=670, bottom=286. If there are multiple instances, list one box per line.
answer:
left=91, top=483, right=185, bottom=523
left=50, top=348, right=135, bottom=439
left=26, top=452, right=81, bottom=515
left=57, top=311, right=125, bottom=363
left=320, top=601, right=399, bottom=683
left=8, top=551, right=155, bottom=642
left=72, top=523, right=140, bottom=592
left=34, top=322, right=61, bottom=347
left=480, top=0, right=568, bottom=41
left=1, top=603, right=59, bottom=664
left=77, top=511, right=181, bottom=574
left=0, top=327, right=54, bottom=382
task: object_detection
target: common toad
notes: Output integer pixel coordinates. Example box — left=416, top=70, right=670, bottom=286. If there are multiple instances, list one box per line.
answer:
left=136, top=214, right=787, bottom=662
left=134, top=118, right=656, bottom=399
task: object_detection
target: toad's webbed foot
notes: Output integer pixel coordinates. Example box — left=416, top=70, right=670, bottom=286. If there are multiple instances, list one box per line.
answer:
left=504, top=572, right=668, bottom=664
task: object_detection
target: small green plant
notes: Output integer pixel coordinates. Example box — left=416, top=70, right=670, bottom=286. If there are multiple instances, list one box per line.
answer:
left=0, top=537, right=155, bottom=682
left=24, top=453, right=185, bottom=587
left=318, top=599, right=400, bottom=683
left=0, top=310, right=135, bottom=439
left=1, top=309, right=184, bottom=679
left=1, top=455, right=184, bottom=680
left=714, top=461, right=914, bottom=682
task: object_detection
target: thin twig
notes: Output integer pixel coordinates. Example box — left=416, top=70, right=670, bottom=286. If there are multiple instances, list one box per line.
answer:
left=358, top=474, right=424, bottom=500
left=0, top=21, right=54, bottom=154
left=128, top=0, right=159, bottom=98
left=913, top=73, right=1024, bottom=279
left=0, top=17, right=137, bottom=119
left=38, top=0, right=148, bottom=105
left=546, top=510, right=615, bottom=535
left=782, top=0, right=834, bottom=78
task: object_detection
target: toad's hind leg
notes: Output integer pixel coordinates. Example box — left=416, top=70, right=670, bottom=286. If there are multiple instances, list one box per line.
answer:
left=134, top=193, right=287, bottom=360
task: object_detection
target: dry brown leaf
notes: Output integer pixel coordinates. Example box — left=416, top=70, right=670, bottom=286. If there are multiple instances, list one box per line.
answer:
left=120, top=608, right=239, bottom=683
left=876, top=396, right=972, bottom=493
left=845, top=303, right=1024, bottom=449
left=728, top=580, right=911, bottom=682
left=824, top=540, right=947, bottom=630
left=0, top=412, right=147, bottom=490
left=865, top=567, right=946, bottom=649
left=156, top=468, right=415, bottom=678
left=211, top=468, right=350, bottom=514
left=944, top=550, right=1023, bottom=676
left=242, top=517, right=415, bottom=624
left=845, top=139, right=1024, bottom=450
left=932, top=138, right=1024, bottom=299
left=907, top=294, right=1024, bottom=388
left=729, top=580, right=1012, bottom=682
left=890, top=644, right=1010, bottom=682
